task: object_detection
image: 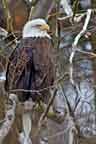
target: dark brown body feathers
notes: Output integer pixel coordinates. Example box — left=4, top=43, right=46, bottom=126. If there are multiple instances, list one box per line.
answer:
left=5, top=37, right=55, bottom=102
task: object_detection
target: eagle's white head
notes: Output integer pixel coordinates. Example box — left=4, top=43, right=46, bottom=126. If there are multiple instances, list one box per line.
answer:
left=23, top=18, right=51, bottom=38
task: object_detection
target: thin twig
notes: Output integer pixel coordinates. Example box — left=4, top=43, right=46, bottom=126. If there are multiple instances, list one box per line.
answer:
left=76, top=49, right=96, bottom=58
left=10, top=72, right=68, bottom=93
left=72, top=0, right=79, bottom=21
left=36, top=89, right=57, bottom=136
left=2, top=0, right=17, bottom=43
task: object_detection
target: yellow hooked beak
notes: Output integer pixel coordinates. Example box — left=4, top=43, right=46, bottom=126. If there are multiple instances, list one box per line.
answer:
left=40, top=24, right=50, bottom=31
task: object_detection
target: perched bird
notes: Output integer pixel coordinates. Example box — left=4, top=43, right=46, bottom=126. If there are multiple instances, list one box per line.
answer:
left=5, top=18, right=55, bottom=103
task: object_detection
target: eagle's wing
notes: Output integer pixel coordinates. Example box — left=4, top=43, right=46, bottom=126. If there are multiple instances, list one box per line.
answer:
left=5, top=40, right=30, bottom=91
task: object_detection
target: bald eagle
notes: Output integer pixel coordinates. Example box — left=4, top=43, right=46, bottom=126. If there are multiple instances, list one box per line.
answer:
left=5, top=19, right=55, bottom=103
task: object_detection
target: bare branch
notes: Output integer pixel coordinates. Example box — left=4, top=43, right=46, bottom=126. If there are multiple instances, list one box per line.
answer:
left=36, top=89, right=57, bottom=136
left=69, top=9, right=92, bottom=84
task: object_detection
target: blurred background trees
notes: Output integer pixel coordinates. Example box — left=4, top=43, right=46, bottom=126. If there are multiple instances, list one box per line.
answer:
left=0, top=0, right=96, bottom=144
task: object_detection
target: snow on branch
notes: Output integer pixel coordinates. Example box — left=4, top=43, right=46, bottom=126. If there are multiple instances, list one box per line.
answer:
left=60, top=0, right=73, bottom=16
left=73, top=9, right=92, bottom=47
left=0, top=94, right=18, bottom=143
left=69, top=9, right=92, bottom=84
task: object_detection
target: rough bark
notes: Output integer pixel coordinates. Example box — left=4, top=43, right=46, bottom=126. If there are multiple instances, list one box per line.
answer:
left=29, top=0, right=55, bottom=20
